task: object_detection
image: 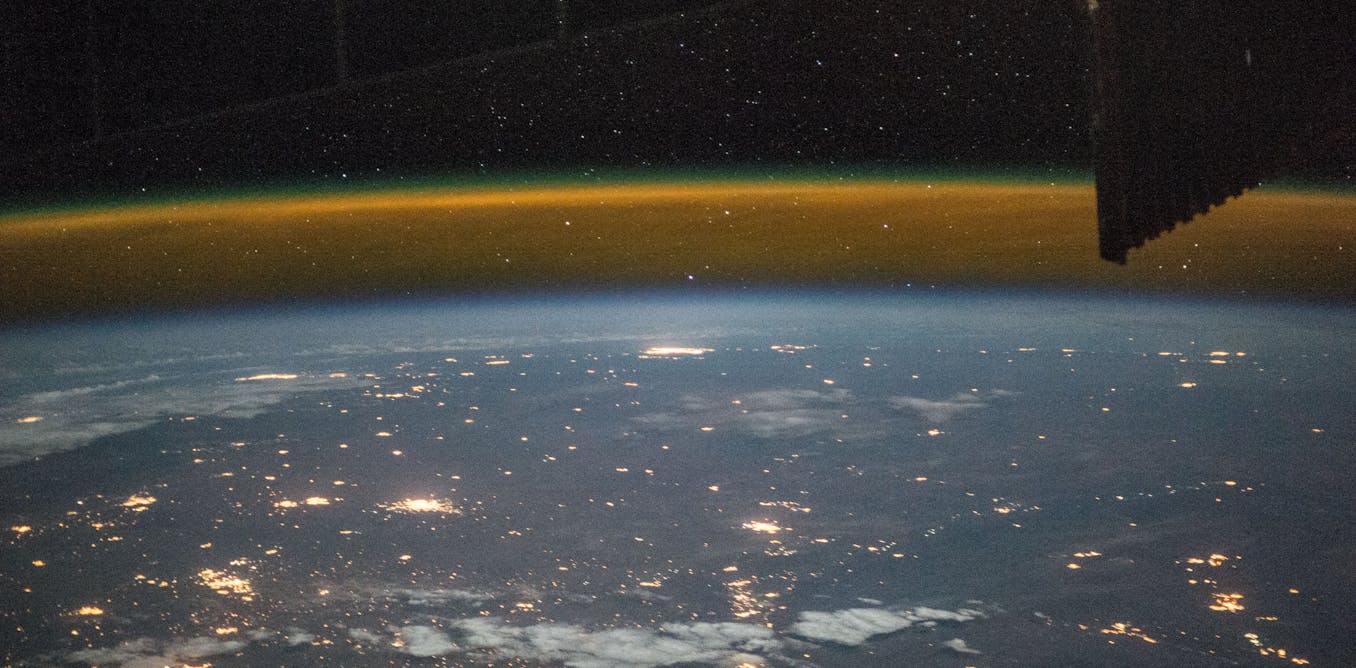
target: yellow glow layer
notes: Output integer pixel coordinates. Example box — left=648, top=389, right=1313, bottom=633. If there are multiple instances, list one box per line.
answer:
left=1, top=181, right=1351, bottom=319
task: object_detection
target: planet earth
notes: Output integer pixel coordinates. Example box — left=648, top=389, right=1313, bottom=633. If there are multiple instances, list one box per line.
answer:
left=1, top=291, right=1352, bottom=666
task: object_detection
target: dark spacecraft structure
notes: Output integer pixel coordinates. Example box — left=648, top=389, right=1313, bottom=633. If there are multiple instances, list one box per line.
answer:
left=1088, top=0, right=1349, bottom=263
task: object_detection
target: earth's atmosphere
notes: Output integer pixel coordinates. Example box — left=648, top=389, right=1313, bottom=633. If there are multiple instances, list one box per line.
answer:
left=1, top=292, right=1352, bottom=666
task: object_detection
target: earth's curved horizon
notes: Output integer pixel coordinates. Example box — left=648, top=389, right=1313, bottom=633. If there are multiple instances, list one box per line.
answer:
left=2, top=174, right=1352, bottom=324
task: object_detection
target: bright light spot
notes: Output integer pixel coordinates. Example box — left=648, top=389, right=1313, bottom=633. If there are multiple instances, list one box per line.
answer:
left=121, top=494, right=157, bottom=508
left=197, top=568, right=253, bottom=596
left=11, top=525, right=32, bottom=534
left=76, top=606, right=104, bottom=616
left=380, top=498, right=460, bottom=514
left=742, top=521, right=786, bottom=534
left=642, top=347, right=712, bottom=357
left=1209, top=592, right=1245, bottom=612
left=15, top=416, right=43, bottom=424
left=234, top=373, right=299, bottom=381
left=1100, top=622, right=1157, bottom=644
left=1066, top=563, right=1081, bottom=570
left=1179, top=382, right=1198, bottom=388
left=303, top=497, right=331, bottom=506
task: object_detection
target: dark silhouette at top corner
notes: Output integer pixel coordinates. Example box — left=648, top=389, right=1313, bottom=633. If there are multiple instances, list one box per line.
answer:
left=1089, top=0, right=1350, bottom=263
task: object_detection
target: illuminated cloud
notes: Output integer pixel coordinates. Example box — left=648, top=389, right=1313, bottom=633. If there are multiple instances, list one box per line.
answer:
left=889, top=390, right=1015, bottom=423
left=743, top=408, right=844, bottom=439
left=638, top=388, right=855, bottom=440
left=889, top=393, right=984, bottom=422
left=943, top=637, right=982, bottom=654
left=347, top=628, right=383, bottom=644
left=739, top=388, right=851, bottom=410
left=450, top=618, right=781, bottom=668
left=0, top=372, right=366, bottom=464
left=384, top=586, right=493, bottom=606
left=398, top=625, right=458, bottom=657
left=68, top=636, right=246, bottom=667
left=788, top=606, right=984, bottom=646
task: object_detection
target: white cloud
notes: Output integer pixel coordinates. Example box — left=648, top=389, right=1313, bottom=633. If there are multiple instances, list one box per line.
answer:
left=889, top=393, right=985, bottom=422
left=162, top=636, right=248, bottom=657
left=399, top=625, right=457, bottom=657
left=788, top=606, right=984, bottom=646
left=68, top=636, right=246, bottom=667
left=739, top=408, right=844, bottom=439
left=943, top=637, right=982, bottom=654
left=286, top=629, right=315, bottom=645
left=0, top=372, right=367, bottom=465
left=66, top=638, right=159, bottom=666
left=348, top=628, right=382, bottom=644
left=738, top=388, right=852, bottom=410
left=889, top=390, right=1015, bottom=423
left=638, top=388, right=854, bottom=440
left=357, top=584, right=493, bottom=607
left=451, top=618, right=781, bottom=668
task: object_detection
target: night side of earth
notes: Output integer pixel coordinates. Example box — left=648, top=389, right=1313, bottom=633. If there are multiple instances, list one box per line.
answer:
left=2, top=295, right=1353, bottom=666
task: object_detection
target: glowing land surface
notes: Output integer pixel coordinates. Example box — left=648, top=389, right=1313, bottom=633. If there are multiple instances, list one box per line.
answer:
left=1, top=176, right=1352, bottom=321
left=1, top=294, right=1353, bottom=666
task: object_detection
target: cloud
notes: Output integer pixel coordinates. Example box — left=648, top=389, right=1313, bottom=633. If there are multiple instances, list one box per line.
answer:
left=637, top=388, right=854, bottom=440
left=739, top=409, right=845, bottom=439
left=788, top=606, right=984, bottom=646
left=399, top=625, right=457, bottom=657
left=889, top=390, right=1015, bottom=423
left=348, top=628, right=383, bottom=644
left=450, top=618, right=782, bottom=668
left=943, top=637, right=982, bottom=654
left=343, top=583, right=493, bottom=608
left=0, top=372, right=367, bottom=465
left=889, top=393, right=985, bottom=422
left=68, top=636, right=246, bottom=667
left=738, top=389, right=852, bottom=411
left=62, top=601, right=987, bottom=666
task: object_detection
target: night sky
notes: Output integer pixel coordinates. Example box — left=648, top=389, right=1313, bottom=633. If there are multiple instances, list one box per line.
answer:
left=4, top=1, right=1106, bottom=207
left=0, top=0, right=1351, bottom=320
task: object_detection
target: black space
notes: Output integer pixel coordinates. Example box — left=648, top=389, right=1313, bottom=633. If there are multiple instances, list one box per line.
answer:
left=0, top=0, right=1350, bottom=209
